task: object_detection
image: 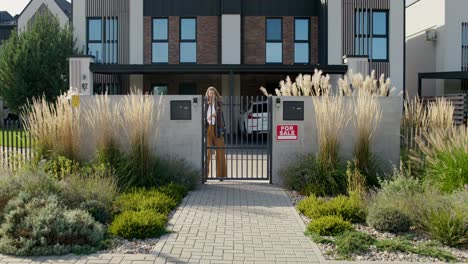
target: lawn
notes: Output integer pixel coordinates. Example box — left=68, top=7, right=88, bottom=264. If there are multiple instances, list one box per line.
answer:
left=0, top=129, right=32, bottom=147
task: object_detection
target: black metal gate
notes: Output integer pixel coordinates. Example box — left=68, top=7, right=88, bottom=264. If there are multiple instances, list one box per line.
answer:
left=202, top=96, right=273, bottom=182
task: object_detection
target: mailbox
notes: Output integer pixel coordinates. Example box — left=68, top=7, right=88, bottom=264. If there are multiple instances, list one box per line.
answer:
left=283, top=101, right=304, bottom=121
left=170, top=100, right=192, bottom=120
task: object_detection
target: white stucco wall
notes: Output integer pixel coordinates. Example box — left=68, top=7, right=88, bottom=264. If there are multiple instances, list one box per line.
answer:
left=327, top=0, right=342, bottom=65
left=222, top=15, right=241, bottom=64
left=390, top=0, right=405, bottom=96
left=406, top=0, right=468, bottom=96
left=17, top=0, right=70, bottom=32
left=129, top=0, right=143, bottom=64
left=73, top=0, right=86, bottom=53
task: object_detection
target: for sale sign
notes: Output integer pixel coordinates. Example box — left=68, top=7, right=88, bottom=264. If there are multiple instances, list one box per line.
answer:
left=277, top=125, right=298, bottom=140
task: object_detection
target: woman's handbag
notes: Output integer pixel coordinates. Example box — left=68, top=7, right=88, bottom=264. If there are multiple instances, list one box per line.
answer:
left=217, top=113, right=226, bottom=137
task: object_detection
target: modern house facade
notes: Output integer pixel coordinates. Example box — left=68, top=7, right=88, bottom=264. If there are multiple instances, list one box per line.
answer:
left=406, top=0, right=468, bottom=97
left=17, top=0, right=71, bottom=32
left=0, top=12, right=17, bottom=47
left=70, top=0, right=404, bottom=96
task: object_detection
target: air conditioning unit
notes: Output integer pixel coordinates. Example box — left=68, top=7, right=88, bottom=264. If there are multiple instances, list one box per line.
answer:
left=426, top=29, right=437, bottom=41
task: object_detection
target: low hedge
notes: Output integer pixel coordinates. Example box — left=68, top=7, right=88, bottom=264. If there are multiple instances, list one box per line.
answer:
left=109, top=210, right=167, bottom=239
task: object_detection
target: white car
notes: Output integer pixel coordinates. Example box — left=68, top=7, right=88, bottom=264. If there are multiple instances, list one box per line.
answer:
left=238, top=101, right=270, bottom=135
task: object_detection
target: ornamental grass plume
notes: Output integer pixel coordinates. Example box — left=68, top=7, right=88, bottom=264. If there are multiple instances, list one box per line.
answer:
left=83, top=94, right=122, bottom=163
left=427, top=98, right=454, bottom=131
left=338, top=70, right=396, bottom=97
left=22, top=93, right=81, bottom=161
left=313, top=95, right=350, bottom=167
left=415, top=125, right=468, bottom=193
left=352, top=91, right=382, bottom=187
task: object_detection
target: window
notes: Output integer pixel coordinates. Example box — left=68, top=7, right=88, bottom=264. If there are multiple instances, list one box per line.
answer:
left=354, top=10, right=388, bottom=61
left=87, top=18, right=118, bottom=64
left=180, top=18, right=196, bottom=63
left=294, top=18, right=309, bottom=64
left=152, top=84, right=168, bottom=95
left=266, top=18, right=282, bottom=63
left=152, top=18, right=168, bottom=63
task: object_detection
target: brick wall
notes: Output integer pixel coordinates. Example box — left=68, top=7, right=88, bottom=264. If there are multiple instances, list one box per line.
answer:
left=243, top=16, right=319, bottom=65
left=168, top=16, right=180, bottom=64
left=197, top=16, right=219, bottom=64
left=243, top=16, right=266, bottom=64
left=283, top=17, right=294, bottom=65
left=143, top=17, right=151, bottom=64
left=311, top=17, right=319, bottom=64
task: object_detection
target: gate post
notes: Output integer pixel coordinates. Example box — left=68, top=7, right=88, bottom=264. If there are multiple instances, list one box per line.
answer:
left=69, top=56, right=94, bottom=95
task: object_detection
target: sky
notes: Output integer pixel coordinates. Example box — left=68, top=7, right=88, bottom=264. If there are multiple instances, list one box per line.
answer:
left=1, top=0, right=416, bottom=17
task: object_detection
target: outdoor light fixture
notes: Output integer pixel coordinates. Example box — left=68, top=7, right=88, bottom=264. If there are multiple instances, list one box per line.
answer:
left=276, top=98, right=281, bottom=108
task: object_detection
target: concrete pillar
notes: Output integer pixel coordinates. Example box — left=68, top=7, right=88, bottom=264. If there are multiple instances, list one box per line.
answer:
left=69, top=56, right=94, bottom=95
left=327, top=0, right=342, bottom=65
left=222, top=15, right=241, bottom=64
left=129, top=0, right=144, bottom=64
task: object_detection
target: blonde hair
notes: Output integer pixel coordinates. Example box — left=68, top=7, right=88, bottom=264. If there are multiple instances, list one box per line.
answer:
left=205, top=86, right=222, bottom=104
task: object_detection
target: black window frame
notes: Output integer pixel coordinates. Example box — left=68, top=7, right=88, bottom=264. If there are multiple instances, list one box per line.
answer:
left=294, top=17, right=310, bottom=64
left=152, top=17, right=169, bottom=64
left=354, top=9, right=389, bottom=62
left=86, top=17, right=119, bottom=64
left=151, top=83, right=169, bottom=95
left=179, top=17, right=197, bottom=64
left=265, top=17, right=283, bottom=64
left=179, top=82, right=198, bottom=95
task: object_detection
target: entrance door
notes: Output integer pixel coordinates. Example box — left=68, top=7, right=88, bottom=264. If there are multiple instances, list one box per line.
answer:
left=202, top=96, right=273, bottom=182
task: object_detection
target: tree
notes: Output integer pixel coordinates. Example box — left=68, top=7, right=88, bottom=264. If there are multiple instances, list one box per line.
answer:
left=0, top=13, right=79, bottom=114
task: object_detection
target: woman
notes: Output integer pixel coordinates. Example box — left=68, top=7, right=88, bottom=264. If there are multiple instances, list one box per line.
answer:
left=206, top=86, right=227, bottom=180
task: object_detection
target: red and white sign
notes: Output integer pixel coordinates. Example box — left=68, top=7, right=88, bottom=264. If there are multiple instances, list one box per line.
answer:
left=277, top=125, right=298, bottom=140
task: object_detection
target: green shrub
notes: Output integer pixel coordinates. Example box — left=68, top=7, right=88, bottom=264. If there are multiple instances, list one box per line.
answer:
left=367, top=207, right=411, bottom=233
left=281, top=154, right=347, bottom=196
left=307, top=215, right=354, bottom=236
left=80, top=200, right=111, bottom=224
left=376, top=239, right=456, bottom=262
left=158, top=183, right=188, bottom=204
left=335, top=231, right=375, bottom=257
left=425, top=205, right=467, bottom=247
left=0, top=192, right=104, bottom=256
left=297, top=194, right=365, bottom=223
left=59, top=167, right=118, bottom=205
left=43, top=155, right=80, bottom=180
left=0, top=168, right=59, bottom=214
left=114, top=189, right=177, bottom=215
left=109, top=210, right=167, bottom=239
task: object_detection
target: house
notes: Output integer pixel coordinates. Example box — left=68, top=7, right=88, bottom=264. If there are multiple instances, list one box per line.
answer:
left=406, top=0, right=468, bottom=97
left=17, top=0, right=71, bottom=32
left=0, top=11, right=17, bottom=46
left=69, top=0, right=404, bottom=96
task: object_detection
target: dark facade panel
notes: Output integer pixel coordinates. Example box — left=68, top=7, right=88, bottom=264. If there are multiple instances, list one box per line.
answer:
left=221, top=0, right=241, bottom=14
left=144, top=0, right=220, bottom=16
left=241, top=0, right=320, bottom=16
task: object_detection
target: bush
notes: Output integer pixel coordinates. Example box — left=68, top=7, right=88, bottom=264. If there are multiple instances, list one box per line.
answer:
left=335, top=231, right=375, bottom=257
left=158, top=183, right=188, bottom=204
left=60, top=164, right=118, bottom=211
left=43, top=155, right=80, bottom=180
left=109, top=210, right=167, bottom=239
left=281, top=154, right=347, bottom=196
left=0, top=168, right=59, bottom=214
left=0, top=193, right=104, bottom=256
left=114, top=189, right=177, bottom=215
left=424, top=205, right=467, bottom=247
left=376, top=239, right=456, bottom=262
left=80, top=200, right=111, bottom=224
left=297, top=193, right=365, bottom=223
left=307, top=215, right=354, bottom=236
left=367, top=207, right=411, bottom=233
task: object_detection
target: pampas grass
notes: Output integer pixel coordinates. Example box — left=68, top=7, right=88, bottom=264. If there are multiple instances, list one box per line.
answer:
left=313, top=95, right=350, bottom=166
left=266, top=70, right=331, bottom=96
left=338, top=70, right=396, bottom=97
left=427, top=98, right=454, bottom=131
left=22, top=92, right=81, bottom=161
left=352, top=91, right=382, bottom=187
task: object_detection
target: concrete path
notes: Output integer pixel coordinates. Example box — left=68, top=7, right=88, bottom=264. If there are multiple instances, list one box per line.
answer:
left=0, top=181, right=322, bottom=264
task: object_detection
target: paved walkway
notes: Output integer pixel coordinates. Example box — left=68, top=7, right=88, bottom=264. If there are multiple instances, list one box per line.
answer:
left=0, top=181, right=322, bottom=264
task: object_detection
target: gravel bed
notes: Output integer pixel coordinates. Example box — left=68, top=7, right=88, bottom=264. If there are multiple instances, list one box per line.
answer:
left=286, top=188, right=468, bottom=263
